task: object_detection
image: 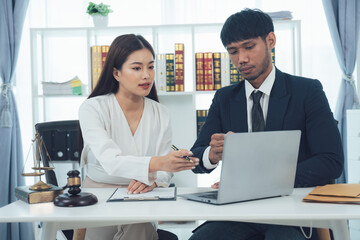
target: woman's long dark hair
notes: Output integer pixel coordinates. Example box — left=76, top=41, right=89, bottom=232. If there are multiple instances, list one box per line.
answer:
left=88, top=34, right=158, bottom=102
left=79, top=35, right=159, bottom=163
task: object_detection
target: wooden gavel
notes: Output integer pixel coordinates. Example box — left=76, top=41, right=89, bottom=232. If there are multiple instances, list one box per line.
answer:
left=63, top=170, right=82, bottom=195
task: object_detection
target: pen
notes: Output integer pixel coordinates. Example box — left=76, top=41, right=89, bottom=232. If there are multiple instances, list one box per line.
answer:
left=171, top=145, right=194, bottom=163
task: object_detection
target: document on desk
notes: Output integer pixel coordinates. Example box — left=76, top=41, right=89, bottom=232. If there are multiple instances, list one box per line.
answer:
left=107, top=187, right=177, bottom=202
left=303, top=184, right=360, bottom=204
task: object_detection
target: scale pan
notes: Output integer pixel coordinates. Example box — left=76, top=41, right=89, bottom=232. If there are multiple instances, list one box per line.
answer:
left=32, top=167, right=54, bottom=170
left=22, top=172, right=45, bottom=176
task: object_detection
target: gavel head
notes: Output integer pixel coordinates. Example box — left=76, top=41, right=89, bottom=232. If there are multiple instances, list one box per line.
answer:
left=66, top=170, right=82, bottom=195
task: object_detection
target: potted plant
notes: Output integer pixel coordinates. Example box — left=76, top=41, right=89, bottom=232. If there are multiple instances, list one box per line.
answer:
left=86, top=2, right=113, bottom=27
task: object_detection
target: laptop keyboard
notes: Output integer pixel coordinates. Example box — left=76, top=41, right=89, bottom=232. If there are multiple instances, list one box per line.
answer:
left=199, top=192, right=218, bottom=199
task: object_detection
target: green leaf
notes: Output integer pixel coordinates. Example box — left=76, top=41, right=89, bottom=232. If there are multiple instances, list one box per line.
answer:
left=86, top=2, right=113, bottom=16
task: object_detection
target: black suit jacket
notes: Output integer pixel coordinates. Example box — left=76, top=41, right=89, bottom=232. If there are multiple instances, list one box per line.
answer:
left=191, top=68, right=344, bottom=188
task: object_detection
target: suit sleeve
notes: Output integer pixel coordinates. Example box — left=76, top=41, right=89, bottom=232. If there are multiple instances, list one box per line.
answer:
left=294, top=80, right=344, bottom=187
left=191, top=91, right=225, bottom=173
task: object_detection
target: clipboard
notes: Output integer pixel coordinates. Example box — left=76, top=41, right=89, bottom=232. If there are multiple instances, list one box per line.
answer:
left=107, top=187, right=177, bottom=202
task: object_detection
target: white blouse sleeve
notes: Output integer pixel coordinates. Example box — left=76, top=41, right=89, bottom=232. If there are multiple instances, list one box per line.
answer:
left=154, top=108, right=173, bottom=187
left=79, top=99, right=156, bottom=186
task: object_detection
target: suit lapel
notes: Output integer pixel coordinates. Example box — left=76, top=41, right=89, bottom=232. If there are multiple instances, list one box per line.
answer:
left=266, top=69, right=290, bottom=131
left=230, top=82, right=248, bottom=132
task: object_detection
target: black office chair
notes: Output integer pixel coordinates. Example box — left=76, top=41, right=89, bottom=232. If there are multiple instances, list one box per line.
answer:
left=35, top=120, right=81, bottom=240
left=35, top=120, right=81, bottom=187
left=35, top=120, right=178, bottom=240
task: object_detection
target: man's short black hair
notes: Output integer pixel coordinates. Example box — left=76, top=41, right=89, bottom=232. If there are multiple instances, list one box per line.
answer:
left=220, top=8, right=274, bottom=47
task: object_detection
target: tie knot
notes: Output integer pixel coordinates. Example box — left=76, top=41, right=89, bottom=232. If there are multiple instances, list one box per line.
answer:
left=251, top=91, right=263, bottom=104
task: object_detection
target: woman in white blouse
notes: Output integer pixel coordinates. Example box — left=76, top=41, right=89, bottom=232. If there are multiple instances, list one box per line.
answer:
left=76, top=34, right=199, bottom=240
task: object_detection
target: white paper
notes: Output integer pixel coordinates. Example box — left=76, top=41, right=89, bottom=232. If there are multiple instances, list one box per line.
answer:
left=109, top=187, right=176, bottom=201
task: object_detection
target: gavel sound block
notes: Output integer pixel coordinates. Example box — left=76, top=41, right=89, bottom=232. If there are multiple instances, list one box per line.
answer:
left=54, top=170, right=98, bottom=207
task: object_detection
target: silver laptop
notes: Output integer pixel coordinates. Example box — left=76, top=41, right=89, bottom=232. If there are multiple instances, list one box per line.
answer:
left=180, top=130, right=301, bottom=205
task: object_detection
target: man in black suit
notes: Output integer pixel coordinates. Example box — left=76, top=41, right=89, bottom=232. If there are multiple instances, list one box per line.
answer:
left=189, top=8, right=343, bottom=240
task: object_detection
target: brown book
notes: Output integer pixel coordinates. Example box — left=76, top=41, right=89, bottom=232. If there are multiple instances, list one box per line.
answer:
left=195, top=53, right=204, bottom=91
left=91, top=45, right=102, bottom=90
left=15, top=185, right=64, bottom=204
left=203, top=52, right=213, bottom=91
left=174, top=43, right=185, bottom=91
left=213, top=52, right=221, bottom=90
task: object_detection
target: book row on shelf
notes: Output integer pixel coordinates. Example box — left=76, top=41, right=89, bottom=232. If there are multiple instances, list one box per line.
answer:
left=156, top=47, right=274, bottom=92
left=40, top=44, right=275, bottom=96
left=90, top=43, right=275, bottom=93
left=195, top=52, right=241, bottom=91
left=89, top=43, right=185, bottom=92
left=155, top=43, right=185, bottom=92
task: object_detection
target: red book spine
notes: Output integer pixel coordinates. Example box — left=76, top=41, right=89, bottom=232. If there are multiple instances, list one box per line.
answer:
left=204, top=52, right=213, bottom=91
left=195, top=53, right=204, bottom=91
left=101, top=45, right=109, bottom=68
left=175, top=43, right=185, bottom=91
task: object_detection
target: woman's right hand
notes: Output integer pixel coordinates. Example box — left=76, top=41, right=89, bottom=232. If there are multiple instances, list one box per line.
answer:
left=150, top=149, right=199, bottom=173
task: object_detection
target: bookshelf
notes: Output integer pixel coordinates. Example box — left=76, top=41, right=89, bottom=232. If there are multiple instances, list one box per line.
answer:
left=30, top=20, right=302, bottom=187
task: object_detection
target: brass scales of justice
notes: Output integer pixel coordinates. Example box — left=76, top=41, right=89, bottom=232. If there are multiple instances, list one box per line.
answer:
left=21, top=129, right=98, bottom=206
left=22, top=131, right=55, bottom=191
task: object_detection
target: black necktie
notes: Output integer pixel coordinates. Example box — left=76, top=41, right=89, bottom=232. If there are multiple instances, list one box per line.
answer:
left=251, top=91, right=265, bottom=132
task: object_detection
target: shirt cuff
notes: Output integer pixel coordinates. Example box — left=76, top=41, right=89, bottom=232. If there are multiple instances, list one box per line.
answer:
left=202, top=146, right=219, bottom=170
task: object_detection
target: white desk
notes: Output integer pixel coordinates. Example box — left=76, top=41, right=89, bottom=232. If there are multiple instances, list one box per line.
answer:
left=0, top=187, right=356, bottom=240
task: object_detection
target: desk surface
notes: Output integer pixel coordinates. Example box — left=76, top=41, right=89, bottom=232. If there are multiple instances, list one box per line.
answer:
left=1, top=187, right=359, bottom=223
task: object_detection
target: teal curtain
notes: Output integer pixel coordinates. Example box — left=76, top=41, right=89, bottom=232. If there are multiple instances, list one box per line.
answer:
left=322, top=0, right=360, bottom=183
left=0, top=0, right=34, bottom=239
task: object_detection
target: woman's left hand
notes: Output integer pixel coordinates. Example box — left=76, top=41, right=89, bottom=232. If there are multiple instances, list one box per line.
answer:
left=127, top=179, right=157, bottom=194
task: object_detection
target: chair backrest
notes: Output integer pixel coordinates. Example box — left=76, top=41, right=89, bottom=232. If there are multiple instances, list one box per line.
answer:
left=35, top=120, right=81, bottom=186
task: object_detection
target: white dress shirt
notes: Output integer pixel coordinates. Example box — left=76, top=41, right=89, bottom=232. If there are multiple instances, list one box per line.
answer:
left=203, top=65, right=276, bottom=169
left=79, top=93, right=173, bottom=187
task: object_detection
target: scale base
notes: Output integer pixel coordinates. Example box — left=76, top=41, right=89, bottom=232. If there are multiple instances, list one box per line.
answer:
left=29, top=180, right=52, bottom=190
left=54, top=192, right=98, bottom=207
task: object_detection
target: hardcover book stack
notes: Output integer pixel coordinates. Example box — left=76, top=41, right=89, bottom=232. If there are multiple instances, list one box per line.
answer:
left=155, top=43, right=185, bottom=92
left=91, top=45, right=110, bottom=90
left=15, top=184, right=64, bottom=204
